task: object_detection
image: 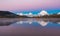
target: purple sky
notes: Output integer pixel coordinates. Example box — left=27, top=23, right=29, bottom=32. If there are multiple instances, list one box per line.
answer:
left=0, top=0, right=60, bottom=11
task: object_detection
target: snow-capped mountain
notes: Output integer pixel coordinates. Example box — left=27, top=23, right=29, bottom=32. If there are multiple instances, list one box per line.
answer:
left=27, top=12, right=33, bottom=17
left=38, top=10, right=49, bottom=16
left=16, top=10, right=49, bottom=17
left=17, top=13, right=28, bottom=16
left=19, top=13, right=23, bottom=15
left=57, top=12, right=60, bottom=15
left=16, top=13, right=23, bottom=16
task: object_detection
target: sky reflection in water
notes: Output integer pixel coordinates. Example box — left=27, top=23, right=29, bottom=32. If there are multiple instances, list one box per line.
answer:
left=0, top=18, right=60, bottom=36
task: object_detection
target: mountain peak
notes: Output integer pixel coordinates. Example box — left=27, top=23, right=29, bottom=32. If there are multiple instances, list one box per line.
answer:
left=39, top=10, right=49, bottom=16
left=57, top=12, right=60, bottom=15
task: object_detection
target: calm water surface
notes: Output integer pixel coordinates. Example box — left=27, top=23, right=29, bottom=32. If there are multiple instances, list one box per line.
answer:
left=0, top=18, right=60, bottom=36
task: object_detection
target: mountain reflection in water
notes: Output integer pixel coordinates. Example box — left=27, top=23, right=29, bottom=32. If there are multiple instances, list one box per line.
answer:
left=0, top=18, right=60, bottom=36
left=15, top=20, right=49, bottom=27
left=12, top=18, right=60, bottom=27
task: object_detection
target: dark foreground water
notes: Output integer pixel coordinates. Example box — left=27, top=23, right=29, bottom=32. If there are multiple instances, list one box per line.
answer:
left=0, top=18, right=60, bottom=36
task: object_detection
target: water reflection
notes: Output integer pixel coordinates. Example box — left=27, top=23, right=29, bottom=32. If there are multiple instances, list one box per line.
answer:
left=0, top=18, right=60, bottom=27
left=13, top=18, right=60, bottom=27
left=38, top=21, right=49, bottom=26
left=0, top=18, right=60, bottom=36
left=16, top=21, right=49, bottom=27
left=57, top=22, right=60, bottom=24
left=0, top=21, right=16, bottom=26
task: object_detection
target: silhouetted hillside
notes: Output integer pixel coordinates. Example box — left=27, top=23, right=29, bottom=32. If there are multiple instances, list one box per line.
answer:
left=0, top=11, right=28, bottom=18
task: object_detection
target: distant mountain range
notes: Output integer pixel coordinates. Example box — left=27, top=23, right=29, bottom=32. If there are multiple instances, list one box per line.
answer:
left=16, top=10, right=60, bottom=17
left=0, top=11, right=60, bottom=18
left=41, top=14, right=60, bottom=18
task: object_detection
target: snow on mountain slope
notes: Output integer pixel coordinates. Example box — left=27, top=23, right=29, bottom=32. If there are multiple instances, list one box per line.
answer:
left=38, top=10, right=49, bottom=16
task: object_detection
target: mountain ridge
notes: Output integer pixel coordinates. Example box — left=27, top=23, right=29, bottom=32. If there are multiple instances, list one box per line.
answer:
left=0, top=11, right=27, bottom=18
left=0, top=11, right=60, bottom=18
